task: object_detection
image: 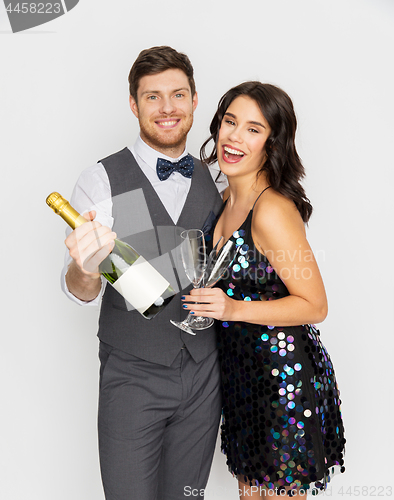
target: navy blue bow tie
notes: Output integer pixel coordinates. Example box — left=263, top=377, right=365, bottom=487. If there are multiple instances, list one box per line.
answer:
left=156, top=155, right=194, bottom=181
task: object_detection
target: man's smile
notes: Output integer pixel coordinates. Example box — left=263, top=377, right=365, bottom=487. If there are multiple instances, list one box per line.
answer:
left=155, top=119, right=180, bottom=129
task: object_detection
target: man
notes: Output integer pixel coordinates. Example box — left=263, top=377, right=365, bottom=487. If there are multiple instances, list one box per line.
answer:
left=62, top=46, right=223, bottom=499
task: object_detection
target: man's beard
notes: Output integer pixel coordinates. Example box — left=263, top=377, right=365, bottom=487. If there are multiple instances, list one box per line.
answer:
left=139, top=114, right=194, bottom=154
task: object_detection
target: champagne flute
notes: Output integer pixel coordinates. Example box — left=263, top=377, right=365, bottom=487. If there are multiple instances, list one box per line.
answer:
left=171, top=234, right=240, bottom=335
left=170, top=229, right=210, bottom=335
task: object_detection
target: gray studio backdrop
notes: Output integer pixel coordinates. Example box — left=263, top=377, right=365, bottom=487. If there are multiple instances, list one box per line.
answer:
left=1, top=0, right=393, bottom=498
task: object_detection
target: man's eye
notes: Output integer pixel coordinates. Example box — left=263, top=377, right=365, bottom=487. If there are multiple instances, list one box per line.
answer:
left=175, top=94, right=184, bottom=98
left=148, top=95, right=158, bottom=100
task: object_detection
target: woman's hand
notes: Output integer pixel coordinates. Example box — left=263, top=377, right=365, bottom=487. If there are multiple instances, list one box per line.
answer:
left=181, top=287, right=240, bottom=322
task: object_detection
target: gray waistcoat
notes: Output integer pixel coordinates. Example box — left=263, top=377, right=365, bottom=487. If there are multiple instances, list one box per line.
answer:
left=97, top=148, right=223, bottom=367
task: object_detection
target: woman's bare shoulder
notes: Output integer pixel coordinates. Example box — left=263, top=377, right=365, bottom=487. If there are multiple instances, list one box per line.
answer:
left=253, top=188, right=305, bottom=236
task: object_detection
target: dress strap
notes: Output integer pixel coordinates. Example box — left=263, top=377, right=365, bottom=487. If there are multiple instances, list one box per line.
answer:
left=252, top=186, right=271, bottom=210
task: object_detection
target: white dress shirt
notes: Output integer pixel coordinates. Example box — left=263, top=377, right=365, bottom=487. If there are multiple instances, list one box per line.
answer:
left=61, top=136, right=227, bottom=306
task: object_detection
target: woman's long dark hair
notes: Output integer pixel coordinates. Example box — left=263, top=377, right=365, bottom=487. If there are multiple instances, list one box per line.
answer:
left=200, top=82, right=313, bottom=223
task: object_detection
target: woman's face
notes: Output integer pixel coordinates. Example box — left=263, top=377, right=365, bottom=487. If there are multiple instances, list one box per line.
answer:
left=217, top=95, right=271, bottom=179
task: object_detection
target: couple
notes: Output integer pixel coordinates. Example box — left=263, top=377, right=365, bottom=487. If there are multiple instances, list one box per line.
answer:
left=62, top=46, right=345, bottom=499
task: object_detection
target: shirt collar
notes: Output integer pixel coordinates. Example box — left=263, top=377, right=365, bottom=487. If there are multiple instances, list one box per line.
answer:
left=133, top=135, right=189, bottom=172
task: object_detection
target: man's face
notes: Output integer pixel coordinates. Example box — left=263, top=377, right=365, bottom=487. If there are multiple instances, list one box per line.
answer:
left=129, top=68, right=198, bottom=158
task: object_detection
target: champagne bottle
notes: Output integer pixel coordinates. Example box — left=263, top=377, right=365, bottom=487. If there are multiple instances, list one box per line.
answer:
left=46, top=192, right=175, bottom=319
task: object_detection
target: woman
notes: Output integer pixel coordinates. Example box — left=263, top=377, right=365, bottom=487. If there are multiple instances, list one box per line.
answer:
left=181, top=82, right=345, bottom=497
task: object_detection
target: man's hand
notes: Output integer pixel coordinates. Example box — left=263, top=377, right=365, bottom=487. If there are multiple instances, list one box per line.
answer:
left=64, top=210, right=116, bottom=301
left=65, top=210, right=116, bottom=277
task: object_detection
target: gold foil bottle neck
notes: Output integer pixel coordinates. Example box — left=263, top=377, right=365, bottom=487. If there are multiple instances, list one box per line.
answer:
left=46, top=192, right=65, bottom=213
left=46, top=192, right=87, bottom=229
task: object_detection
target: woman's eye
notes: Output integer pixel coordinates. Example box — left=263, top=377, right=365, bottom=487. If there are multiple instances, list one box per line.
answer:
left=249, top=128, right=259, bottom=133
left=225, top=120, right=235, bottom=126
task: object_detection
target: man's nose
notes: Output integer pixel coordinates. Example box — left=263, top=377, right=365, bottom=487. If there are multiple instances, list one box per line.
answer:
left=160, top=97, right=176, bottom=115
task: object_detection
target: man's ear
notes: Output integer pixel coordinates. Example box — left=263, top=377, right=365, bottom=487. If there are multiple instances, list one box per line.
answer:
left=129, top=95, right=139, bottom=118
left=192, top=91, right=198, bottom=112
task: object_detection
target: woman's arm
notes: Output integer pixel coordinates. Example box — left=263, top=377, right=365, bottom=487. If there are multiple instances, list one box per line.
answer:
left=182, top=192, right=327, bottom=326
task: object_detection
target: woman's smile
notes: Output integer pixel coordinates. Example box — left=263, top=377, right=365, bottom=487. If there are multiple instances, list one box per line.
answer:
left=222, top=144, right=245, bottom=163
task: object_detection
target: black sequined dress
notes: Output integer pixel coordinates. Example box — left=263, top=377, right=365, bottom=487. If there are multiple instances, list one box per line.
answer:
left=214, top=194, right=346, bottom=494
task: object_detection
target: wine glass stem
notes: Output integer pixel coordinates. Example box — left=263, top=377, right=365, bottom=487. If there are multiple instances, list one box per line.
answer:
left=182, top=283, right=206, bottom=326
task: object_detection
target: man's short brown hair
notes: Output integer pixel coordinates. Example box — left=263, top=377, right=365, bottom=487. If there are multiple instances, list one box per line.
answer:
left=128, top=46, right=196, bottom=101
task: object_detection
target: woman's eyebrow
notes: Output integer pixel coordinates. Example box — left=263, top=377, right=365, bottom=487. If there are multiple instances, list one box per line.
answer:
left=248, top=121, right=266, bottom=128
left=224, top=112, right=266, bottom=129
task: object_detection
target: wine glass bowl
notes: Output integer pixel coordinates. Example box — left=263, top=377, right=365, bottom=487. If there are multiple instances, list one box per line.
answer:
left=203, top=239, right=238, bottom=288
left=181, top=229, right=206, bottom=288
left=171, top=231, right=239, bottom=335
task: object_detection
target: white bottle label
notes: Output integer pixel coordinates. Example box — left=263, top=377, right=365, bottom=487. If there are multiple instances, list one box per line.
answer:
left=112, top=256, right=170, bottom=314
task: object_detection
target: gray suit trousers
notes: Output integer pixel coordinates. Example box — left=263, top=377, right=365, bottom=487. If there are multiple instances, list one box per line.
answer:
left=98, top=342, right=222, bottom=500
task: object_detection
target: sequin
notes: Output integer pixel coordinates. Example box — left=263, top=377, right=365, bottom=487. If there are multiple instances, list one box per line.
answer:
left=236, top=238, right=244, bottom=246
left=239, top=244, right=249, bottom=255
left=233, top=264, right=241, bottom=272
